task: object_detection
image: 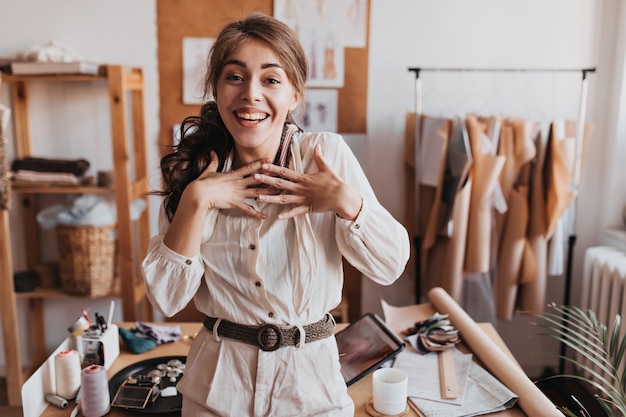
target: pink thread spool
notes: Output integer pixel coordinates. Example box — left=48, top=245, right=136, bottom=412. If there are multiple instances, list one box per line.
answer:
left=80, top=364, right=110, bottom=417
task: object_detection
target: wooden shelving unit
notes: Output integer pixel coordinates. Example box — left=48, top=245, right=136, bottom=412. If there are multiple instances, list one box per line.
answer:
left=0, top=65, right=153, bottom=406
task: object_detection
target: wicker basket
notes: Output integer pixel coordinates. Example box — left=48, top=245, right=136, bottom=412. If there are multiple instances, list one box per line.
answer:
left=56, top=224, right=117, bottom=297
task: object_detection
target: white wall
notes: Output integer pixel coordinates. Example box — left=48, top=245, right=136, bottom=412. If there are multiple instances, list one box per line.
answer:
left=0, top=0, right=624, bottom=378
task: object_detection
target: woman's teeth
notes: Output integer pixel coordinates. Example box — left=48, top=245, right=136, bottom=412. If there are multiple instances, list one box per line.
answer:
left=236, top=112, right=267, bottom=121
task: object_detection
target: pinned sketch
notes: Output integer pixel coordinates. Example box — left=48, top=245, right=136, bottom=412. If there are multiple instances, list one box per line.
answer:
left=341, top=0, right=368, bottom=48
left=293, top=89, right=338, bottom=132
left=275, top=0, right=363, bottom=88
left=275, top=0, right=367, bottom=48
left=182, top=37, right=214, bottom=105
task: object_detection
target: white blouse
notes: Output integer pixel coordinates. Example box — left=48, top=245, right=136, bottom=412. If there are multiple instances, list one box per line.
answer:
left=141, top=131, right=410, bottom=416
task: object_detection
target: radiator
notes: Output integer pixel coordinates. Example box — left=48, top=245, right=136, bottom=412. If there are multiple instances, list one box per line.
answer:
left=579, top=246, right=626, bottom=385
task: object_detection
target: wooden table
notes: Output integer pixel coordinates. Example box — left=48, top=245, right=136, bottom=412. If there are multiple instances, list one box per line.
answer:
left=39, top=321, right=525, bottom=416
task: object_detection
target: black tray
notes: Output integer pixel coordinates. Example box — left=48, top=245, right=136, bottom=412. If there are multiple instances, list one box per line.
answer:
left=108, top=355, right=186, bottom=414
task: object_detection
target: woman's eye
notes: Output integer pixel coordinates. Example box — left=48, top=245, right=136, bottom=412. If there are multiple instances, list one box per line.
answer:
left=266, top=78, right=280, bottom=85
left=226, top=74, right=243, bottom=81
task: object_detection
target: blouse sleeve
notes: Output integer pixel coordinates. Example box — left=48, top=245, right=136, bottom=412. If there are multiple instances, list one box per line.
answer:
left=140, top=204, right=211, bottom=317
left=310, top=133, right=411, bottom=285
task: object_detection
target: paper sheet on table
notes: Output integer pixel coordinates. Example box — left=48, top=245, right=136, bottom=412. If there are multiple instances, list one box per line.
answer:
left=393, top=347, right=472, bottom=405
left=409, top=360, right=518, bottom=417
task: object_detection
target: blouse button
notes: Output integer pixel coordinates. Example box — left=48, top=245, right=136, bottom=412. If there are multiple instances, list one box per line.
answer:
left=255, top=281, right=262, bottom=287
left=268, top=312, right=274, bottom=318
left=249, top=244, right=256, bottom=250
left=354, top=224, right=361, bottom=230
left=185, top=259, right=192, bottom=265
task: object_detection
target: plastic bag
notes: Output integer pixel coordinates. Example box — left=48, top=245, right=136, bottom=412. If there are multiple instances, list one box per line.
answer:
left=37, top=195, right=147, bottom=228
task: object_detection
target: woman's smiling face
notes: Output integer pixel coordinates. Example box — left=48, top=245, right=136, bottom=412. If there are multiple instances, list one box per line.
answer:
left=216, top=38, right=300, bottom=164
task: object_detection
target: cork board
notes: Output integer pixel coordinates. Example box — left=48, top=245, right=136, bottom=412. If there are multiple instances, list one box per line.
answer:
left=156, top=0, right=370, bottom=156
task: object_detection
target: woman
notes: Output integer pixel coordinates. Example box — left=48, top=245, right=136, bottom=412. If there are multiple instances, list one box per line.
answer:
left=142, top=12, right=410, bottom=416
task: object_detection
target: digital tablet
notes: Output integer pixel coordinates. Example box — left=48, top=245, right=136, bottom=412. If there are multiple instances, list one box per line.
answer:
left=335, top=312, right=405, bottom=386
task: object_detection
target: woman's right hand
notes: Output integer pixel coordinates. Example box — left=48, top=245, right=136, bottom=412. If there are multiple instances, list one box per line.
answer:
left=181, top=151, right=273, bottom=219
left=164, top=152, right=274, bottom=256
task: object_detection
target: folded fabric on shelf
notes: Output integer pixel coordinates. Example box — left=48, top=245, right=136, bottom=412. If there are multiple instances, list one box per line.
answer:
left=11, top=156, right=90, bottom=176
left=11, top=170, right=87, bottom=185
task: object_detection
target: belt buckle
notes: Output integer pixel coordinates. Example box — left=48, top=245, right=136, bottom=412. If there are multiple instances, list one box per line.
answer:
left=256, top=324, right=283, bottom=351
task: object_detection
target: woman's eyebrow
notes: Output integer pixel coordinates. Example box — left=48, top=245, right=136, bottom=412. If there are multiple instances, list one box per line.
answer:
left=261, top=62, right=283, bottom=70
left=223, top=59, right=283, bottom=70
left=224, top=59, right=246, bottom=68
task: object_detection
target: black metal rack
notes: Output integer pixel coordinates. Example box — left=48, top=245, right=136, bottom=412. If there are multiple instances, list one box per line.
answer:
left=407, top=66, right=596, bottom=375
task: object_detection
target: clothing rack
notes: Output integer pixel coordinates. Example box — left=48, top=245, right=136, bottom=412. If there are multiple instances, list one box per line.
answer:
left=408, top=66, right=596, bottom=375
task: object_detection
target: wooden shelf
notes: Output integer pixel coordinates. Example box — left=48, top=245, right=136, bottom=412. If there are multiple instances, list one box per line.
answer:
left=0, top=64, right=132, bottom=83
left=0, top=73, right=107, bottom=82
left=0, top=65, right=153, bottom=407
left=11, top=184, right=114, bottom=194
left=14, top=286, right=121, bottom=299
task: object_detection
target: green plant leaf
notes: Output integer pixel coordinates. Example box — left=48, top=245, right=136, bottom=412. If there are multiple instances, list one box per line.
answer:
left=535, top=304, right=626, bottom=416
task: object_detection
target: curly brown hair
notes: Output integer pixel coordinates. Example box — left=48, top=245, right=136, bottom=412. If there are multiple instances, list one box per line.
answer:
left=157, top=12, right=308, bottom=221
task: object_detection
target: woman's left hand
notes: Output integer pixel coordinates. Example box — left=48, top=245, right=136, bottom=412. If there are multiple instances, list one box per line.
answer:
left=255, top=144, right=362, bottom=220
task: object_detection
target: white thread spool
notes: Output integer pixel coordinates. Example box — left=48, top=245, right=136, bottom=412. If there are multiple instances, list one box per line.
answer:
left=54, top=349, right=81, bottom=400
left=80, top=364, right=111, bottom=417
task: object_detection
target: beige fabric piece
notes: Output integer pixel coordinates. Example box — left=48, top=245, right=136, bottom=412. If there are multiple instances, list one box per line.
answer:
left=464, top=116, right=505, bottom=274
left=495, top=185, right=529, bottom=320
left=424, top=176, right=472, bottom=303
left=545, top=121, right=575, bottom=239
left=418, top=115, right=452, bottom=251
left=494, top=124, right=515, bottom=247
left=518, top=128, right=548, bottom=313
left=494, top=119, right=537, bottom=320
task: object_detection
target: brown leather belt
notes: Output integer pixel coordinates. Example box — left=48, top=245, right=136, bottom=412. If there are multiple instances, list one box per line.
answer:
left=203, top=314, right=335, bottom=351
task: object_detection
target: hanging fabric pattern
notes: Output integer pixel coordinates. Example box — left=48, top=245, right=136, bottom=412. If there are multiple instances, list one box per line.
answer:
left=408, top=112, right=593, bottom=321
left=493, top=118, right=538, bottom=320
left=517, top=123, right=549, bottom=314
left=463, top=115, right=505, bottom=275
left=406, top=67, right=596, bottom=323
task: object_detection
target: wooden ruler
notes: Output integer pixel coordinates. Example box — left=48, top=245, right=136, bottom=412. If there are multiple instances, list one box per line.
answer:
left=438, top=349, right=458, bottom=399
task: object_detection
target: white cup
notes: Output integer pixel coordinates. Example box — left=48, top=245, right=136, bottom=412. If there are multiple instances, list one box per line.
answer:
left=372, top=368, right=408, bottom=415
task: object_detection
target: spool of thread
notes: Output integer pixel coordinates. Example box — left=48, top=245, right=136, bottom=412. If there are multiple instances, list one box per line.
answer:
left=68, top=316, right=90, bottom=337
left=54, top=349, right=81, bottom=400
left=80, top=365, right=111, bottom=417
left=45, top=393, right=68, bottom=409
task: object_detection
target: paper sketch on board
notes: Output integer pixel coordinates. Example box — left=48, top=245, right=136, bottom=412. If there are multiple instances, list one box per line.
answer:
left=293, top=89, right=338, bottom=133
left=275, top=0, right=367, bottom=48
left=275, top=0, right=361, bottom=88
left=182, top=37, right=214, bottom=105
left=342, top=0, right=368, bottom=47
